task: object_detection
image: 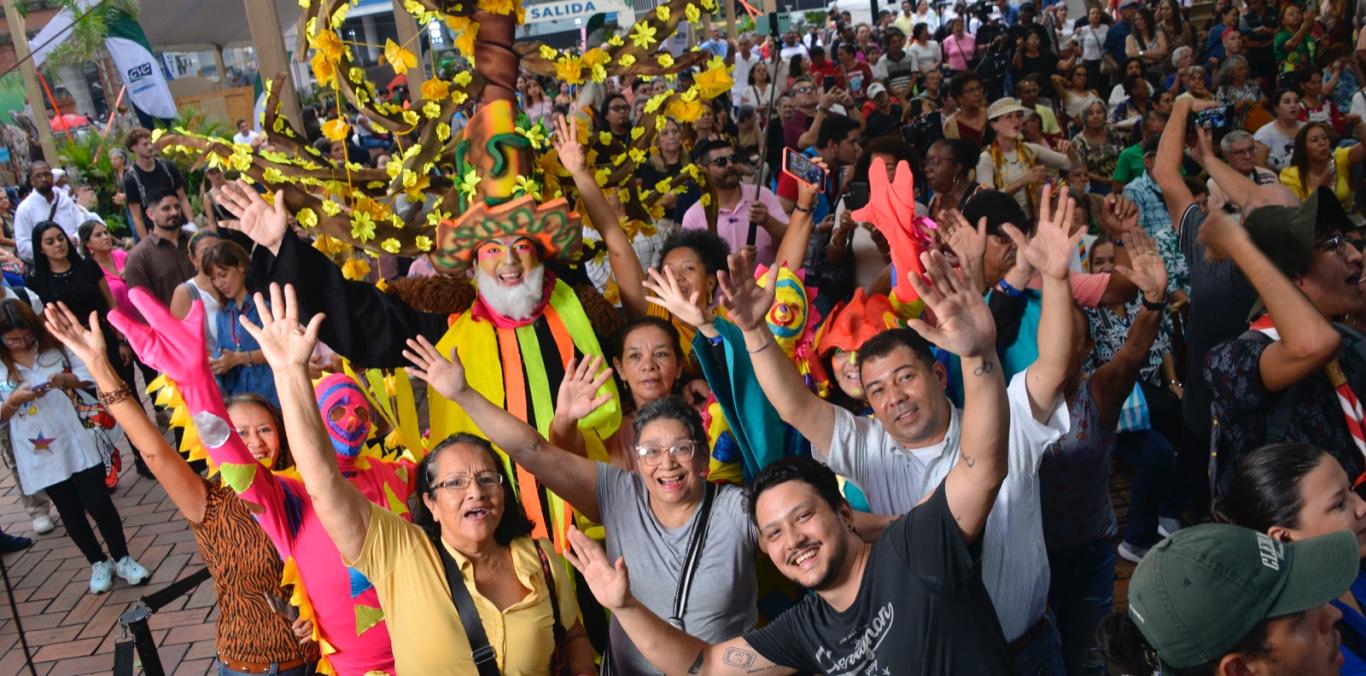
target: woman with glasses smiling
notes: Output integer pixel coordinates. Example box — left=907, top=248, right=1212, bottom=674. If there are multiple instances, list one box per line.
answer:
left=405, top=333, right=764, bottom=676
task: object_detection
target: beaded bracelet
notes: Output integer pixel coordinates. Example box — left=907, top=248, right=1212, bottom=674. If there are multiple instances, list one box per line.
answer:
left=98, top=385, right=133, bottom=407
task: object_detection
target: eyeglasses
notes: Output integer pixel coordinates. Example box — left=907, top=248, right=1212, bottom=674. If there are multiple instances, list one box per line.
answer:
left=430, top=471, right=504, bottom=493
left=709, top=154, right=738, bottom=168
left=1316, top=233, right=1348, bottom=255
left=635, top=441, right=699, bottom=465
left=1, top=331, right=33, bottom=346
left=794, top=86, right=815, bottom=94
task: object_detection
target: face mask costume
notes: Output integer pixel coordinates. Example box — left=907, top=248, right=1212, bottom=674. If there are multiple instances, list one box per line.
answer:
left=316, top=374, right=373, bottom=459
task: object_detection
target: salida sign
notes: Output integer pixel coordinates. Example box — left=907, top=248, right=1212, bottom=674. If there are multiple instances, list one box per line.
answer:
left=524, top=0, right=633, bottom=24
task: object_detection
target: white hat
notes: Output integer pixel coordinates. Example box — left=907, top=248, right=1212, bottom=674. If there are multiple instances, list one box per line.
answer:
left=868, top=82, right=889, bottom=98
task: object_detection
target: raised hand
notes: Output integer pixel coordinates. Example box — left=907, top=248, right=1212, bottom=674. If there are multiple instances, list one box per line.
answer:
left=107, top=287, right=212, bottom=385
left=236, top=283, right=325, bottom=369
left=563, top=526, right=631, bottom=611
left=904, top=250, right=997, bottom=359
left=43, top=303, right=109, bottom=371
left=552, top=114, right=586, bottom=176
left=1098, top=192, right=1140, bottom=238
left=715, top=249, right=776, bottom=334
left=1113, top=229, right=1168, bottom=302
left=1003, top=185, right=1079, bottom=281
left=940, top=209, right=988, bottom=290
left=643, top=266, right=714, bottom=329
left=555, top=356, right=614, bottom=421
left=402, top=335, right=469, bottom=400
left=218, top=180, right=289, bottom=254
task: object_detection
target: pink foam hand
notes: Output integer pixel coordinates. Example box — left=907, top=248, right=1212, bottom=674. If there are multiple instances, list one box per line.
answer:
left=849, top=160, right=933, bottom=306
left=110, top=288, right=212, bottom=385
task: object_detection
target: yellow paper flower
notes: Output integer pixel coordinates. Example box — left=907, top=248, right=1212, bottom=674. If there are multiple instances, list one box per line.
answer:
left=444, top=16, right=479, bottom=56
left=607, top=34, right=624, bottom=47
left=321, top=199, right=342, bottom=216
left=629, top=148, right=646, bottom=164
left=699, top=192, right=712, bottom=207
left=630, top=126, right=645, bottom=141
left=630, top=22, right=658, bottom=49
left=477, top=0, right=514, bottom=15
left=311, top=53, right=337, bottom=88
left=590, top=64, right=608, bottom=83
left=350, top=211, right=377, bottom=242
left=347, top=67, right=365, bottom=84
left=415, top=235, right=434, bottom=252
left=420, top=79, right=449, bottom=102
left=666, top=97, right=703, bottom=122
left=341, top=258, right=371, bottom=280
left=699, top=0, right=717, bottom=11
left=594, top=167, right=612, bottom=186
left=643, top=93, right=668, bottom=114
left=451, top=90, right=469, bottom=106
left=618, top=53, right=637, bottom=68
left=311, top=29, right=343, bottom=61
left=513, top=176, right=542, bottom=200
left=262, top=168, right=286, bottom=184
left=657, top=52, right=675, bottom=69
left=401, top=110, right=419, bottom=127
left=451, top=71, right=473, bottom=87
left=296, top=207, right=318, bottom=228
left=381, top=238, right=402, bottom=254
left=597, top=131, right=613, bottom=146
left=383, top=39, right=417, bottom=75
left=422, top=101, right=442, bottom=119
left=322, top=118, right=350, bottom=142
left=655, top=5, right=670, bottom=20
left=517, top=124, right=548, bottom=149
left=694, top=58, right=734, bottom=100
left=539, top=45, right=558, bottom=60
left=685, top=3, right=700, bottom=23
left=582, top=48, right=610, bottom=69
left=457, top=168, right=481, bottom=200
left=437, top=123, right=452, bottom=142
left=555, top=56, right=584, bottom=85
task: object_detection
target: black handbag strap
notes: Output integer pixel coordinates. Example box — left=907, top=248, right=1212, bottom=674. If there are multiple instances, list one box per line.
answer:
left=534, top=540, right=567, bottom=652
left=668, top=482, right=717, bottom=628
left=432, top=534, right=501, bottom=676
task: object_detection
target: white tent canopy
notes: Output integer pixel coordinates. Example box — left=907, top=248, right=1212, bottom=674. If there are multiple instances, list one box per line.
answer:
left=138, top=0, right=303, bottom=52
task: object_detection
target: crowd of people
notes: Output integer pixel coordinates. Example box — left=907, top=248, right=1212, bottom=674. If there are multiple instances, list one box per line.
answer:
left=3, top=0, right=1366, bottom=674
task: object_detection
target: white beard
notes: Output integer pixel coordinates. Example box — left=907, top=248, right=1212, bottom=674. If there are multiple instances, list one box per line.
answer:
left=476, top=265, right=546, bottom=320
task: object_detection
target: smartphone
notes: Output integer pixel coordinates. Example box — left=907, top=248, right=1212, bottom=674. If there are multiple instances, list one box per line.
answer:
left=822, top=75, right=838, bottom=91
left=844, top=181, right=870, bottom=211
left=264, top=592, right=300, bottom=623
left=1194, top=106, right=1230, bottom=131
left=783, top=149, right=826, bottom=190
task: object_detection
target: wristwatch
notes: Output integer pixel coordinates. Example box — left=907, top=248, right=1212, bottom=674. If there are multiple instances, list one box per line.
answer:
left=1142, top=296, right=1168, bottom=312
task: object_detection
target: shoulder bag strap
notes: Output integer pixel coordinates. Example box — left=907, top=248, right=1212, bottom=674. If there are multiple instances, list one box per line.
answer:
left=431, top=534, right=501, bottom=676
left=535, top=540, right=566, bottom=645
left=667, top=482, right=717, bottom=629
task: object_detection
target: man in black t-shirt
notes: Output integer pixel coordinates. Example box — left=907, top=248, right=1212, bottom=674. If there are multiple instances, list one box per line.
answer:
left=564, top=249, right=1016, bottom=675
left=123, top=128, right=193, bottom=240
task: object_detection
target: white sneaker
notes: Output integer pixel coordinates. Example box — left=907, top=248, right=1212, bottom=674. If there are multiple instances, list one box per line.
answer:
left=32, top=515, right=53, bottom=535
left=113, top=556, right=149, bottom=586
left=1158, top=517, right=1181, bottom=539
left=1117, top=541, right=1149, bottom=564
left=89, top=560, right=113, bottom=594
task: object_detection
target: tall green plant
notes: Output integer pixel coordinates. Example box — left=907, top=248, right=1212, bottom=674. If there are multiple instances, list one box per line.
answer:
left=58, top=130, right=129, bottom=234
left=40, top=0, right=141, bottom=68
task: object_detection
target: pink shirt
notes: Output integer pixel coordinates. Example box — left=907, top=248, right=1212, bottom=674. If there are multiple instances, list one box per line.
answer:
left=681, top=185, right=790, bottom=267
left=99, top=249, right=132, bottom=317
left=944, top=34, right=976, bottom=71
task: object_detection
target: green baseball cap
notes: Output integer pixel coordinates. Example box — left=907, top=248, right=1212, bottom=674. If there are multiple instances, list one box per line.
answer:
left=1128, top=523, right=1357, bottom=669
left=1242, top=186, right=1351, bottom=279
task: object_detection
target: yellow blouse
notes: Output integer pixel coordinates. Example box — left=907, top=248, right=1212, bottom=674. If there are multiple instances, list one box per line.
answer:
left=349, top=504, right=578, bottom=675
left=1279, top=146, right=1355, bottom=211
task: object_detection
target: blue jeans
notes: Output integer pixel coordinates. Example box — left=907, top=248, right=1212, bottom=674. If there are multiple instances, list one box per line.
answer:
left=1048, top=540, right=1116, bottom=676
left=1116, top=428, right=1181, bottom=548
left=217, top=662, right=313, bottom=676
left=1012, top=611, right=1066, bottom=676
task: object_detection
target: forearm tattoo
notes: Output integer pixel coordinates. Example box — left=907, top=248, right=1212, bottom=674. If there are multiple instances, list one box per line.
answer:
left=689, top=652, right=705, bottom=674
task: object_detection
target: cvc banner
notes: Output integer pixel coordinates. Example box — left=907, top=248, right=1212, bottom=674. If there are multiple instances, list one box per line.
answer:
left=104, top=11, right=177, bottom=120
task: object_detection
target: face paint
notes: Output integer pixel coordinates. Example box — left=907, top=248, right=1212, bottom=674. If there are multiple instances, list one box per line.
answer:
left=315, top=374, right=373, bottom=457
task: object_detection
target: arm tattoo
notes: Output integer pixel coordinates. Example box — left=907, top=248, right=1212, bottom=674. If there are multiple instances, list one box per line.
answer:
left=961, top=453, right=976, bottom=468
left=972, top=359, right=995, bottom=377
left=723, top=648, right=757, bottom=669
left=689, top=651, right=705, bottom=674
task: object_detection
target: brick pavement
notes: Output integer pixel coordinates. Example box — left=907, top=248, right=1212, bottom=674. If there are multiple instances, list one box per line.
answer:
left=0, top=457, right=218, bottom=676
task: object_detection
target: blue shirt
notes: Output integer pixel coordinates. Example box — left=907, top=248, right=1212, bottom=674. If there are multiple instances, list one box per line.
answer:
left=1102, top=20, right=1131, bottom=63
left=1330, top=572, right=1366, bottom=675
left=214, top=297, right=278, bottom=407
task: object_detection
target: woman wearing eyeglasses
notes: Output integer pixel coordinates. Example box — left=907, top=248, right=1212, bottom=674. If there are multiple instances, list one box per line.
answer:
left=406, top=332, right=760, bottom=676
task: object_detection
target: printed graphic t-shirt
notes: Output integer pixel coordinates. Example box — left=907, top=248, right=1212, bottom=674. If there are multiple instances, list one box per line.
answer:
left=744, top=482, right=1013, bottom=674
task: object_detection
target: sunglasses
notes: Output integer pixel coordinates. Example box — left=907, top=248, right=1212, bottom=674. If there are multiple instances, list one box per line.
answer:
left=709, top=154, right=739, bottom=168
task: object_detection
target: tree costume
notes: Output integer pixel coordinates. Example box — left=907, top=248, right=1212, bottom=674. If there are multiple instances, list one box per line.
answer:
left=157, top=0, right=732, bottom=552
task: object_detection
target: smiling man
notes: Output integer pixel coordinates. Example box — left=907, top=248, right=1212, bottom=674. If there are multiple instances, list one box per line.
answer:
left=565, top=247, right=1016, bottom=674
